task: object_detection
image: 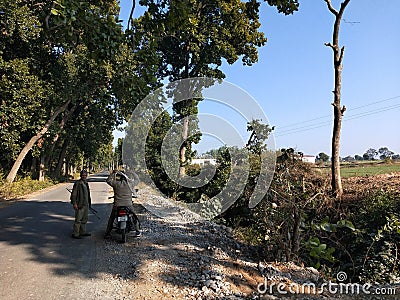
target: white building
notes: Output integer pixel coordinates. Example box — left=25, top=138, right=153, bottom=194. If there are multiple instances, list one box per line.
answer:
left=302, top=155, right=316, bottom=164
left=191, top=158, right=217, bottom=166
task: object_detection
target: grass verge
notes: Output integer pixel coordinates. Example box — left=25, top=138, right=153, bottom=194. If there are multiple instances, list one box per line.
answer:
left=0, top=178, right=57, bottom=201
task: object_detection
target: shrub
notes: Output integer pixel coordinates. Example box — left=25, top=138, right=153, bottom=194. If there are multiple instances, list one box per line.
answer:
left=0, top=177, right=56, bottom=200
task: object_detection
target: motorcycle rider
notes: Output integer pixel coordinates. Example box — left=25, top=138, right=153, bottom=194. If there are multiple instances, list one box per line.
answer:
left=104, top=169, right=140, bottom=239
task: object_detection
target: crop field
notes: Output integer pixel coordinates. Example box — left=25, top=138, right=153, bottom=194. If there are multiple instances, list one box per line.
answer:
left=315, top=161, right=400, bottom=178
left=340, top=161, right=400, bottom=178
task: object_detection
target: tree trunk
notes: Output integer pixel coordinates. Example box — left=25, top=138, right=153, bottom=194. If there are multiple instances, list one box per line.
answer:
left=178, top=44, right=192, bottom=178
left=5, top=100, right=71, bottom=183
left=44, top=105, right=78, bottom=175
left=30, top=156, right=38, bottom=180
left=54, top=139, right=69, bottom=179
left=324, top=0, right=350, bottom=198
left=179, top=115, right=189, bottom=177
left=290, top=205, right=301, bottom=259
left=39, top=154, right=45, bottom=181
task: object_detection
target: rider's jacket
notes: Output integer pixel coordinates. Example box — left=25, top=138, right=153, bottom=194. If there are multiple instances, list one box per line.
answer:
left=106, top=172, right=139, bottom=207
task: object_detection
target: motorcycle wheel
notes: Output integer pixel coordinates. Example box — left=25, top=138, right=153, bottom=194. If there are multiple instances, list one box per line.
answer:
left=121, top=228, right=127, bottom=243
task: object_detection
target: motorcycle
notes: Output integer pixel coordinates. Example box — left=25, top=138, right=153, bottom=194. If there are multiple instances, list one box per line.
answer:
left=108, top=197, right=140, bottom=243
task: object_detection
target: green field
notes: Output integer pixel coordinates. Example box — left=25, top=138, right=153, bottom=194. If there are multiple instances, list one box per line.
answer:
left=316, top=161, right=400, bottom=178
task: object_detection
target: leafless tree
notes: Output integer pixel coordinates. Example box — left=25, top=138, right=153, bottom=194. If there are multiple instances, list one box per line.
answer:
left=324, top=0, right=350, bottom=198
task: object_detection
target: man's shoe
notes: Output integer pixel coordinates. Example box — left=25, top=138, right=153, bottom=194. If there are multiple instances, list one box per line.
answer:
left=134, top=231, right=142, bottom=237
left=71, top=234, right=82, bottom=239
left=80, top=233, right=91, bottom=237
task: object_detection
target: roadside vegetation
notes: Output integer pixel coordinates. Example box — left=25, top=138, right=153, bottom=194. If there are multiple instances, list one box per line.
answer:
left=0, top=175, right=56, bottom=200
left=211, top=154, right=399, bottom=284
left=141, top=117, right=400, bottom=284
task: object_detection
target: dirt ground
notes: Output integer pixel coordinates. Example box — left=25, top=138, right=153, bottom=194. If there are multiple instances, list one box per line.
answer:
left=342, top=171, right=400, bottom=197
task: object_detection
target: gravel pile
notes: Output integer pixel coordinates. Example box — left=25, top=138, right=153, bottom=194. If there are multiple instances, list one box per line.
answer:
left=92, top=185, right=399, bottom=299
left=92, top=185, right=264, bottom=299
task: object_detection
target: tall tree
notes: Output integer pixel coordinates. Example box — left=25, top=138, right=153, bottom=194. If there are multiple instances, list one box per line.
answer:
left=137, top=0, right=267, bottom=176
left=2, top=0, right=123, bottom=182
left=324, top=0, right=350, bottom=198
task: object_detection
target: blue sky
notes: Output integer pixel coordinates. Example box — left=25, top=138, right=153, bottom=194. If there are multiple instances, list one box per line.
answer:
left=117, top=0, right=400, bottom=158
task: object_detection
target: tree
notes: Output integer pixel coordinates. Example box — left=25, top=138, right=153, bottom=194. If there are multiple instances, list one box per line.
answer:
left=317, top=152, right=330, bottom=162
left=354, top=155, right=363, bottom=161
left=2, top=0, right=124, bottom=182
left=378, top=147, right=394, bottom=160
left=342, top=155, right=354, bottom=162
left=324, top=0, right=350, bottom=198
left=136, top=0, right=267, bottom=176
left=246, top=119, right=275, bottom=155
left=363, top=148, right=377, bottom=161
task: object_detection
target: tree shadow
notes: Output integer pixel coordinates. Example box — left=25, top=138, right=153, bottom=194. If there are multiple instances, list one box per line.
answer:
left=0, top=200, right=109, bottom=277
left=0, top=194, right=260, bottom=297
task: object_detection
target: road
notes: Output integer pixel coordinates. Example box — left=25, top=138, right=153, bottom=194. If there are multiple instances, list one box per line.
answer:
left=0, top=172, right=116, bottom=300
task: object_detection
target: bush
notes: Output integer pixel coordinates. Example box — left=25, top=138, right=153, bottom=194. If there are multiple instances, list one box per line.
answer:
left=343, top=191, right=400, bottom=283
left=0, top=177, right=56, bottom=200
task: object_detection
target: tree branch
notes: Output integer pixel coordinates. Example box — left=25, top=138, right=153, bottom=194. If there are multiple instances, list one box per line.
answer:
left=339, top=0, right=351, bottom=17
left=339, top=46, right=345, bottom=63
left=324, top=42, right=335, bottom=50
left=127, top=0, right=136, bottom=31
left=324, top=0, right=338, bottom=16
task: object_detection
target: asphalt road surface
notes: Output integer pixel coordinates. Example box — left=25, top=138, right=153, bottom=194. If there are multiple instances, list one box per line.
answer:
left=0, top=172, right=115, bottom=300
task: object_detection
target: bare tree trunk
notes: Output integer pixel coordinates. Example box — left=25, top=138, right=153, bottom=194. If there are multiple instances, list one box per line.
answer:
left=179, top=116, right=189, bottom=177
left=54, top=139, right=69, bottom=178
left=324, top=0, right=350, bottom=198
left=291, top=205, right=301, bottom=257
left=178, top=45, right=192, bottom=178
left=30, top=156, right=38, bottom=179
left=5, top=100, right=71, bottom=183
left=39, top=154, right=45, bottom=181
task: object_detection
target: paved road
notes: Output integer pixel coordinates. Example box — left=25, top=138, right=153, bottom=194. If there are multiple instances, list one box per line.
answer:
left=0, top=172, right=115, bottom=300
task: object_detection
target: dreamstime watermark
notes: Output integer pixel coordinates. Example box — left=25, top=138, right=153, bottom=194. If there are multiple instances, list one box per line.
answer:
left=257, top=271, right=397, bottom=296
left=122, top=77, right=276, bottom=221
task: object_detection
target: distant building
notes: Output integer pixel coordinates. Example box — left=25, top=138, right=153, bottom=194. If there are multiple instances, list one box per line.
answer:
left=191, top=158, right=217, bottom=166
left=301, top=155, right=316, bottom=164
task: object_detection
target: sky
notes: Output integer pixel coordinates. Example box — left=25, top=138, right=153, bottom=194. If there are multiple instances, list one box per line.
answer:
left=116, top=0, right=400, bottom=158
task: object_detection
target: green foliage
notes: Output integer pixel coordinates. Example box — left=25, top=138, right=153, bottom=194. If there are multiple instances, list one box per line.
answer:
left=135, top=0, right=268, bottom=172
left=138, top=0, right=267, bottom=80
left=360, top=214, right=400, bottom=283
left=49, top=0, right=123, bottom=59
left=344, top=191, right=400, bottom=283
left=317, top=152, right=330, bottom=162
left=304, top=237, right=335, bottom=269
left=0, top=177, right=56, bottom=200
left=0, top=58, right=47, bottom=168
left=0, top=0, right=130, bottom=180
left=246, top=119, right=274, bottom=155
left=264, top=0, right=299, bottom=15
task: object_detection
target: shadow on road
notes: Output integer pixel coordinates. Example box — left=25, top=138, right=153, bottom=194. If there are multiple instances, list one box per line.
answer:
left=0, top=189, right=258, bottom=297
left=0, top=199, right=113, bottom=278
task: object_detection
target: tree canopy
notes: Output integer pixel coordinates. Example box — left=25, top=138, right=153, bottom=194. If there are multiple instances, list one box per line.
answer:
left=0, top=0, right=300, bottom=181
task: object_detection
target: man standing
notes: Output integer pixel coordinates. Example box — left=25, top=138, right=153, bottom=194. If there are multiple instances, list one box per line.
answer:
left=70, top=169, right=92, bottom=239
